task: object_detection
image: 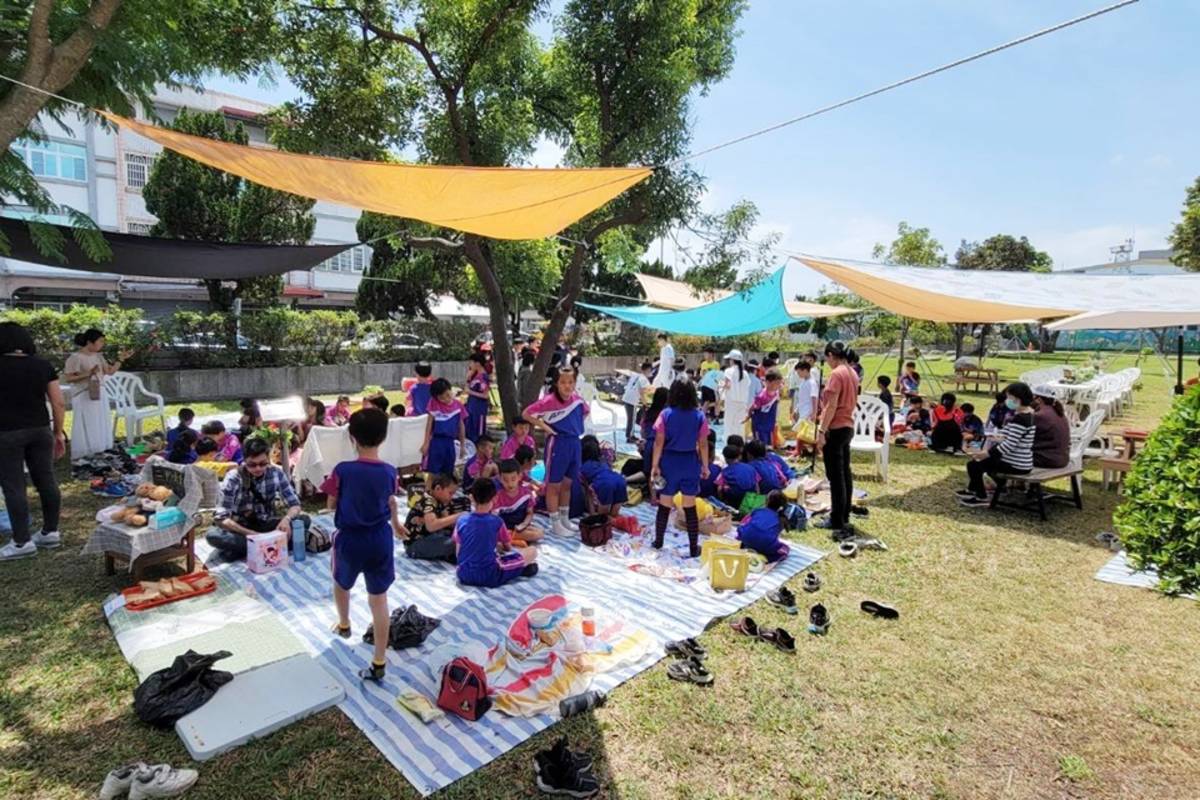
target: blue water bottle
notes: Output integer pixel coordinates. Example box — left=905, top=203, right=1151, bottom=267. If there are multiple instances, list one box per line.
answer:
left=292, top=518, right=306, bottom=563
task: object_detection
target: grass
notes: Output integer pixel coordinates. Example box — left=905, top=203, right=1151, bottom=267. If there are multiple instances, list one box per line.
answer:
left=4, top=352, right=1200, bottom=799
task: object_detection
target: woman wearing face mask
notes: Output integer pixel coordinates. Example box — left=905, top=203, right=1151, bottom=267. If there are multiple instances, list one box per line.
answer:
left=957, top=382, right=1035, bottom=507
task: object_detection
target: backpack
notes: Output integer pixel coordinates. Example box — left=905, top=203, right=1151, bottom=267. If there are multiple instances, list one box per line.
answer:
left=437, top=657, right=491, bottom=721
left=579, top=513, right=612, bottom=547
left=305, top=525, right=332, bottom=553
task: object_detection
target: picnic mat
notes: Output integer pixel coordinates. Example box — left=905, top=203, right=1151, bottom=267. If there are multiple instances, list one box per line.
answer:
left=103, top=572, right=308, bottom=681
left=1094, top=551, right=1196, bottom=600
left=192, top=505, right=825, bottom=795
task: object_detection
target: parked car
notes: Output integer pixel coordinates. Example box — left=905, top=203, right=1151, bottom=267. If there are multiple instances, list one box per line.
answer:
left=168, top=332, right=267, bottom=351
left=341, top=332, right=438, bottom=351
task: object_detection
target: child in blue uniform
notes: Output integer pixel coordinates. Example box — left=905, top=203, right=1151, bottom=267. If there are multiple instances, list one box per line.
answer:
left=464, top=353, right=491, bottom=443
left=407, top=361, right=434, bottom=417
left=524, top=367, right=589, bottom=537
left=466, top=433, right=498, bottom=480
left=748, top=369, right=783, bottom=445
left=493, top=459, right=539, bottom=538
left=698, top=431, right=721, bottom=498
left=580, top=435, right=629, bottom=518
left=744, top=439, right=784, bottom=492
left=767, top=450, right=796, bottom=483
left=737, top=490, right=790, bottom=563
left=651, top=379, right=710, bottom=557
left=421, top=378, right=466, bottom=488
left=716, top=444, right=758, bottom=508
left=325, top=408, right=400, bottom=683
left=500, top=416, right=536, bottom=461
left=455, top=478, right=539, bottom=588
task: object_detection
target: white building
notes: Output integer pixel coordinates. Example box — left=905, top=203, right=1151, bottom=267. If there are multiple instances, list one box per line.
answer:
left=1056, top=248, right=1183, bottom=276
left=2, top=85, right=371, bottom=314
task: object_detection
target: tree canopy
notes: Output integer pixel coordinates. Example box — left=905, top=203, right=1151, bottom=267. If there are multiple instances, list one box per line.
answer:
left=872, top=221, right=947, bottom=267
left=1168, top=176, right=1200, bottom=272
left=143, top=108, right=315, bottom=310
left=955, top=234, right=1052, bottom=272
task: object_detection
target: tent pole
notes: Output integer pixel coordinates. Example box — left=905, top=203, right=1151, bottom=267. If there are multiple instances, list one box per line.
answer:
left=1176, top=333, right=1185, bottom=395
left=896, top=318, right=908, bottom=383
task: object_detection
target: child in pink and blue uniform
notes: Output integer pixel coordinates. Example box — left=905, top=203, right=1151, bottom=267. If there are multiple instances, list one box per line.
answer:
left=464, top=353, right=491, bottom=443
left=323, top=408, right=400, bottom=683
left=465, top=433, right=499, bottom=480
left=748, top=369, right=783, bottom=445
left=524, top=367, right=589, bottom=537
left=421, top=378, right=465, bottom=487
left=492, top=459, right=540, bottom=539
left=744, top=439, right=785, bottom=492
left=651, top=379, right=710, bottom=557
left=737, top=490, right=790, bottom=563
left=455, top=478, right=539, bottom=588
left=499, top=416, right=536, bottom=462
left=406, top=361, right=434, bottom=417
left=580, top=435, right=628, bottom=517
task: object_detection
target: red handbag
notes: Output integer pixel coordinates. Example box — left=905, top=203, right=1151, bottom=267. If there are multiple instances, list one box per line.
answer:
left=579, top=513, right=612, bottom=547
left=436, top=657, right=491, bottom=721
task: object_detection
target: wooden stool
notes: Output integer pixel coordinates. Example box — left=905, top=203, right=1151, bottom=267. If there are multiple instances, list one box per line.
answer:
left=1098, top=457, right=1132, bottom=493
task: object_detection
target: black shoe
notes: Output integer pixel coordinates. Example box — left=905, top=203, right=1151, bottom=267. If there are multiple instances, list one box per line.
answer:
left=535, top=736, right=595, bottom=772
left=331, top=622, right=352, bottom=640
left=535, top=739, right=600, bottom=797
left=766, top=586, right=798, bottom=614
left=358, top=661, right=386, bottom=683
left=830, top=525, right=857, bottom=542
left=802, top=572, right=822, bottom=593
left=860, top=599, right=900, bottom=620
left=808, top=603, right=830, bottom=635
left=957, top=495, right=988, bottom=508
left=522, top=563, right=540, bottom=578
left=954, top=489, right=977, bottom=500
left=850, top=504, right=869, bottom=517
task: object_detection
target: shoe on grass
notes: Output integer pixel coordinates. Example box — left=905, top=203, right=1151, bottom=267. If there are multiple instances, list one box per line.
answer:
left=31, top=530, right=61, bottom=549
left=766, top=586, right=798, bottom=614
left=954, top=489, right=978, bottom=500
left=534, top=736, right=595, bottom=774
left=100, top=762, right=148, bottom=800
left=808, top=603, right=830, bottom=636
left=666, top=656, right=714, bottom=686
left=664, top=637, right=707, bottom=660
left=534, top=749, right=600, bottom=798
left=801, top=572, right=822, bottom=593
left=829, top=525, right=857, bottom=542
left=837, top=541, right=858, bottom=558
left=0, top=541, right=37, bottom=561
left=128, top=764, right=198, bottom=799
left=957, top=495, right=989, bottom=508
left=849, top=504, right=869, bottom=517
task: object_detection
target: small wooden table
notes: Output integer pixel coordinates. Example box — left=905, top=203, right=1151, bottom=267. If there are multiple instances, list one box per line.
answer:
left=105, top=527, right=196, bottom=583
left=952, top=366, right=1000, bottom=394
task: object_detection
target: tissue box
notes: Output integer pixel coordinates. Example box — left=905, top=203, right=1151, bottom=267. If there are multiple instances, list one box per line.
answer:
left=246, top=530, right=288, bottom=575
left=150, top=506, right=187, bottom=530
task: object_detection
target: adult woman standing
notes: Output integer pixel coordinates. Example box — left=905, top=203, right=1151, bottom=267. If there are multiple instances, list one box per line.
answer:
left=0, top=322, right=65, bottom=560
left=720, top=349, right=752, bottom=444
left=61, top=328, right=127, bottom=460
left=815, top=341, right=861, bottom=538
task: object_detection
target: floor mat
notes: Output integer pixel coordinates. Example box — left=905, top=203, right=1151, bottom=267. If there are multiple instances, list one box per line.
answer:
left=195, top=506, right=826, bottom=795
left=1095, top=551, right=1196, bottom=599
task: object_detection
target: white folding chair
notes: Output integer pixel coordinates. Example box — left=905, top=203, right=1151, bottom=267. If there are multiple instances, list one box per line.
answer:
left=850, top=396, right=889, bottom=482
left=107, top=372, right=167, bottom=445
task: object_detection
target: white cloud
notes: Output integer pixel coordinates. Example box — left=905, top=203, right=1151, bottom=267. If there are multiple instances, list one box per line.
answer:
left=524, top=136, right=565, bottom=168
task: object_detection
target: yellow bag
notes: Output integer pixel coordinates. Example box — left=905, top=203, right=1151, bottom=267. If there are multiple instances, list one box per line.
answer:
left=699, top=536, right=742, bottom=567
left=794, top=418, right=817, bottom=445
left=672, top=494, right=713, bottom=519
left=709, top=550, right=750, bottom=591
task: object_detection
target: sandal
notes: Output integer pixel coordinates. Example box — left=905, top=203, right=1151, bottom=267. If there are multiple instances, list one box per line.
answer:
left=860, top=599, right=899, bottom=620
left=838, top=541, right=858, bottom=558
left=758, top=627, right=797, bottom=654
left=666, top=656, right=714, bottom=686
left=664, top=637, right=707, bottom=660
left=729, top=616, right=759, bottom=637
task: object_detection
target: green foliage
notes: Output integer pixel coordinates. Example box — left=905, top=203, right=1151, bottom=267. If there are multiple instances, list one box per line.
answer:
left=955, top=234, right=1052, bottom=272
left=142, top=108, right=315, bottom=310
left=679, top=200, right=780, bottom=292
left=1168, top=176, right=1200, bottom=272
left=1114, top=386, right=1200, bottom=594
left=0, top=304, right=154, bottom=368
left=872, top=222, right=947, bottom=267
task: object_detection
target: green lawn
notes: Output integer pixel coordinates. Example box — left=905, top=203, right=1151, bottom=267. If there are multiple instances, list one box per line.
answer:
left=4, top=352, right=1199, bottom=799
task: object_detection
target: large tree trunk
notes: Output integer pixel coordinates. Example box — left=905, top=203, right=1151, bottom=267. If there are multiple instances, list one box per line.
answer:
left=464, top=237, right=520, bottom=427
left=525, top=242, right=589, bottom=407
left=1038, top=324, right=1060, bottom=354
left=953, top=324, right=965, bottom=359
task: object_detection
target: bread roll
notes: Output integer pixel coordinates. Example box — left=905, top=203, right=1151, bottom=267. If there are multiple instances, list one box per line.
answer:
left=157, top=579, right=177, bottom=597
left=127, top=514, right=148, bottom=528
left=135, top=483, right=154, bottom=497
left=150, top=486, right=173, bottom=502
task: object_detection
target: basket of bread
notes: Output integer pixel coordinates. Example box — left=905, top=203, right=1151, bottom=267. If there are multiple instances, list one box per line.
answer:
left=122, top=572, right=217, bottom=611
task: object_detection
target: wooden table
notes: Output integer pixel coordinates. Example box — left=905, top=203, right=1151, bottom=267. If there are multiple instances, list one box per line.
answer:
left=104, top=527, right=196, bottom=583
left=952, top=366, right=1000, bottom=394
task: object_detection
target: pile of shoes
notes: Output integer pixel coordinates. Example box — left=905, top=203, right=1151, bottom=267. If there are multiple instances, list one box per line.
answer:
left=663, top=637, right=714, bottom=685
left=100, top=762, right=198, bottom=800
left=534, top=737, right=600, bottom=798
left=73, top=447, right=139, bottom=480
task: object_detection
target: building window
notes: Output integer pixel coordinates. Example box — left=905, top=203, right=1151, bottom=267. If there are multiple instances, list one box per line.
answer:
left=124, top=153, right=155, bottom=191
left=126, top=220, right=154, bottom=235
left=318, top=244, right=371, bottom=273
left=11, top=139, right=87, bottom=182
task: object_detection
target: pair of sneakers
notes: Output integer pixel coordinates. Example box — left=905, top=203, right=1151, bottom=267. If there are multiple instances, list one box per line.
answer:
left=535, top=737, right=600, bottom=797
left=100, top=763, right=198, bottom=800
left=0, top=530, right=60, bottom=561
left=551, top=510, right=579, bottom=537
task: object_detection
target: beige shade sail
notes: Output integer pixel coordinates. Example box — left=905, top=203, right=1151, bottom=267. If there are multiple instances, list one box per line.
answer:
left=1045, top=310, right=1200, bottom=331
left=103, top=112, right=652, bottom=241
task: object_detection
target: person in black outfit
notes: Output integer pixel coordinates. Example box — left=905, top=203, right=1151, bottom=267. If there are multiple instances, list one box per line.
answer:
left=0, top=322, right=66, bottom=560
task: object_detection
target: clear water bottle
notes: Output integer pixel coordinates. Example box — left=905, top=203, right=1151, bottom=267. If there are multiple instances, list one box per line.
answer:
left=291, top=518, right=306, bottom=563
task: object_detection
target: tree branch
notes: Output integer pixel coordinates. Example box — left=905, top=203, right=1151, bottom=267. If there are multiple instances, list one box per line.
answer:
left=406, top=234, right=465, bottom=254
left=457, top=0, right=529, bottom=88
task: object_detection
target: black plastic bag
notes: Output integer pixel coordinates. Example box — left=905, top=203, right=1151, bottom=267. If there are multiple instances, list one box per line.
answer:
left=133, top=649, right=233, bottom=728
left=363, top=605, right=441, bottom=650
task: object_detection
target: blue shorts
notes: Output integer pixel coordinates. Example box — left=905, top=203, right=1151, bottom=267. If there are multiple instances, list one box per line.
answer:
left=661, top=450, right=701, bottom=497
left=752, top=421, right=775, bottom=444
left=498, top=508, right=530, bottom=529
left=544, top=435, right=581, bottom=484
left=424, top=436, right=457, bottom=477
left=457, top=552, right=527, bottom=588
left=466, top=397, right=489, bottom=443
left=589, top=473, right=629, bottom=506
left=332, top=526, right=395, bottom=595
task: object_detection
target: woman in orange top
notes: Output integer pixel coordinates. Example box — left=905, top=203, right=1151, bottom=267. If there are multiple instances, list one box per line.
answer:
left=815, top=341, right=861, bottom=537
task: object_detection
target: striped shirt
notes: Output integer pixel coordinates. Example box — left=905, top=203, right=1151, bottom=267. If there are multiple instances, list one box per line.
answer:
left=997, top=411, right=1035, bottom=471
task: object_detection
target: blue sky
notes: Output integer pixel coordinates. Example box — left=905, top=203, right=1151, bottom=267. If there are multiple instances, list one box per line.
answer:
left=211, top=0, right=1199, bottom=298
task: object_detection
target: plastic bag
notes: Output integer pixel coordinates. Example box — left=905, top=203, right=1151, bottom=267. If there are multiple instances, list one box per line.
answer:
left=363, top=605, right=441, bottom=650
left=133, top=649, right=233, bottom=728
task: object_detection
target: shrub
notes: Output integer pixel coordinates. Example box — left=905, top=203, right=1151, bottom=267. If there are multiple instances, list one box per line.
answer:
left=1114, top=386, right=1200, bottom=595
left=0, top=304, right=155, bottom=368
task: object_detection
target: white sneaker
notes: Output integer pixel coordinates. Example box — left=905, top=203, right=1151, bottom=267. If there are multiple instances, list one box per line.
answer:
left=100, top=762, right=147, bottom=800
left=31, top=530, right=61, bottom=549
left=129, top=764, right=198, bottom=799
left=551, top=518, right=574, bottom=538
left=0, top=541, right=36, bottom=561
left=560, top=511, right=579, bottom=532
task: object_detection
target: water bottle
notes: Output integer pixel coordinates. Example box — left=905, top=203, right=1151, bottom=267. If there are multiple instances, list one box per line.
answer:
left=291, top=518, right=306, bottom=563
left=559, top=689, right=607, bottom=718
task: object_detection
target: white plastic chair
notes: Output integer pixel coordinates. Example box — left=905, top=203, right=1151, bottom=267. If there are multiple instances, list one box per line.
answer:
left=108, top=372, right=166, bottom=445
left=850, top=396, right=889, bottom=481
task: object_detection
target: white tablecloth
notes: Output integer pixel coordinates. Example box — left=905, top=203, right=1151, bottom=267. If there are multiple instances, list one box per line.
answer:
left=294, top=415, right=428, bottom=488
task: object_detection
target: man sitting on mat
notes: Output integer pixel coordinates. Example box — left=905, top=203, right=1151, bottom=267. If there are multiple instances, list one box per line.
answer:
left=207, top=437, right=303, bottom=560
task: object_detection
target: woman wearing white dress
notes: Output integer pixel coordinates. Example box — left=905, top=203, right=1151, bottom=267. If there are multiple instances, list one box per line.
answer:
left=61, top=328, right=128, bottom=460
left=720, top=349, right=752, bottom=444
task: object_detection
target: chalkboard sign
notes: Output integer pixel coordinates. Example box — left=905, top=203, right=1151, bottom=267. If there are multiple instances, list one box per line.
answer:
left=151, top=463, right=187, bottom=500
